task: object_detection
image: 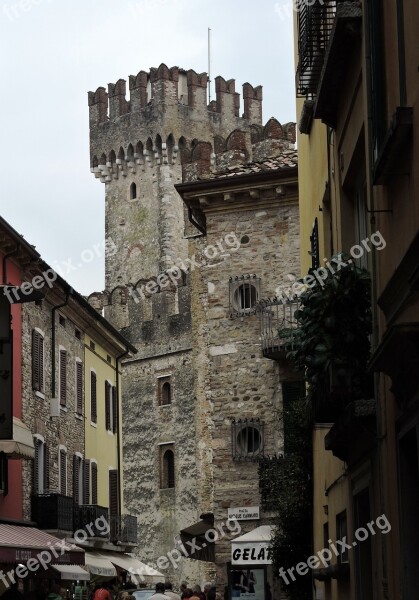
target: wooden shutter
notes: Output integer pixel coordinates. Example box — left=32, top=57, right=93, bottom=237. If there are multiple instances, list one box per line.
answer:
left=76, top=361, right=83, bottom=414
left=33, top=440, right=40, bottom=493
left=32, top=331, right=40, bottom=390
left=73, top=455, right=80, bottom=504
left=39, top=336, right=44, bottom=393
left=60, top=449, right=67, bottom=495
left=83, top=459, right=90, bottom=504
left=91, top=372, right=97, bottom=423
left=91, top=462, right=98, bottom=505
left=109, top=470, right=119, bottom=518
left=59, top=350, right=67, bottom=406
left=43, top=443, right=49, bottom=491
left=105, top=382, right=111, bottom=431
left=112, top=386, right=118, bottom=434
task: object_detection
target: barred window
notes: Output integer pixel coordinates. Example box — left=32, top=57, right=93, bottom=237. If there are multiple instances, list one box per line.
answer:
left=232, top=418, right=264, bottom=460
left=229, top=275, right=260, bottom=317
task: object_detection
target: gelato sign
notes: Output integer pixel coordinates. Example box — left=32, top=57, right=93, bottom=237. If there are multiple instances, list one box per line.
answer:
left=231, top=542, right=272, bottom=565
left=228, top=506, right=260, bottom=521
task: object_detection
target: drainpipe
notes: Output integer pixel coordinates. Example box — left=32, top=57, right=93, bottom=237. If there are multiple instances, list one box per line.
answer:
left=115, top=349, right=129, bottom=517
left=51, top=289, right=72, bottom=398
left=2, top=245, right=19, bottom=284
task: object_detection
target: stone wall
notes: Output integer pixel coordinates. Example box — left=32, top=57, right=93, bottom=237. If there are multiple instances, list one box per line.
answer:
left=21, top=298, right=85, bottom=520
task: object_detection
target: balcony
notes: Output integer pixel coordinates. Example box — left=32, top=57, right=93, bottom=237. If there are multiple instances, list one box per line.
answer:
left=324, top=399, right=376, bottom=463
left=110, top=514, right=138, bottom=545
left=259, top=298, right=300, bottom=360
left=296, top=0, right=362, bottom=128
left=31, top=493, right=74, bottom=532
left=74, top=505, right=110, bottom=540
left=314, top=1, right=362, bottom=126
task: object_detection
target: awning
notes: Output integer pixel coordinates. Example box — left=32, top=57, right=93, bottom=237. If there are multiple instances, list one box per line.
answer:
left=179, top=513, right=215, bottom=562
left=84, top=552, right=117, bottom=577
left=51, top=564, right=90, bottom=581
left=100, top=552, right=163, bottom=582
left=0, top=524, right=84, bottom=564
left=231, top=525, right=273, bottom=565
left=0, top=418, right=35, bottom=459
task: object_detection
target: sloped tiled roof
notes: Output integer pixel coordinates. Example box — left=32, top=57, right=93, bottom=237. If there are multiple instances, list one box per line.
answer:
left=207, top=149, right=298, bottom=180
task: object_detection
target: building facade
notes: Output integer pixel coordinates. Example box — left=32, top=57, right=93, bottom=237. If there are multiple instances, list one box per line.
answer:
left=87, top=62, right=301, bottom=589
left=294, top=0, right=419, bottom=599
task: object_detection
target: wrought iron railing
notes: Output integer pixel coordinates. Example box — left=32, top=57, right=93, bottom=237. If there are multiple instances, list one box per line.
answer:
left=32, top=493, right=74, bottom=532
left=74, top=504, right=110, bottom=539
left=296, top=0, right=338, bottom=96
left=232, top=418, right=264, bottom=461
left=259, top=298, right=300, bottom=357
left=110, top=514, right=138, bottom=544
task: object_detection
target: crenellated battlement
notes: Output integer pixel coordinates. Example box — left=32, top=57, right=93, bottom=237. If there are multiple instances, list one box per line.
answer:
left=88, top=63, right=263, bottom=171
left=89, top=118, right=295, bottom=183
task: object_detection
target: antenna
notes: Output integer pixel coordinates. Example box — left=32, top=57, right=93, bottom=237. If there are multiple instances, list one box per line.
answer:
left=208, top=27, right=212, bottom=104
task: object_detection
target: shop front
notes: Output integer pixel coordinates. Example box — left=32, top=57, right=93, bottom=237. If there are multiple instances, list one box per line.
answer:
left=230, top=526, right=274, bottom=600
left=0, top=523, right=86, bottom=597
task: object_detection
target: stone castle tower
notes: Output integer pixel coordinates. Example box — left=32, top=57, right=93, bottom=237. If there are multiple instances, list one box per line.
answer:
left=87, top=64, right=267, bottom=583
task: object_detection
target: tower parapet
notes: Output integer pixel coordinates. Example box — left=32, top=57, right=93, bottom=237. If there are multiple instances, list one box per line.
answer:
left=88, top=63, right=263, bottom=168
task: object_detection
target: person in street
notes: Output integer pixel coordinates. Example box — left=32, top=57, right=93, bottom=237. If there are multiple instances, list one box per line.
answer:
left=93, top=583, right=112, bottom=600
left=179, top=585, right=188, bottom=600
left=2, top=582, right=24, bottom=600
left=150, top=583, right=170, bottom=600
left=163, top=583, right=181, bottom=600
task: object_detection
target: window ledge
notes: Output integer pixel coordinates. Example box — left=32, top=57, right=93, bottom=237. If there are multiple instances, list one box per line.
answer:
left=60, top=405, right=68, bottom=413
left=90, top=422, right=97, bottom=428
left=35, top=391, right=45, bottom=400
left=75, top=413, right=83, bottom=421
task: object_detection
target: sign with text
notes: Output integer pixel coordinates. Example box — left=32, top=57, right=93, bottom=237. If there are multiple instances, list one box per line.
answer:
left=0, top=335, right=13, bottom=440
left=231, top=542, right=272, bottom=565
left=228, top=506, right=260, bottom=521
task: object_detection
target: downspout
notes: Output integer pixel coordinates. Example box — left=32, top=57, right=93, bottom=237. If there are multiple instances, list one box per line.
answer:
left=51, top=289, right=72, bottom=398
left=115, top=349, right=129, bottom=517
left=2, top=245, right=19, bottom=284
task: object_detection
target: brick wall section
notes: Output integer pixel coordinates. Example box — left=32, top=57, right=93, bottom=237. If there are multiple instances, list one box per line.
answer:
left=21, top=299, right=85, bottom=520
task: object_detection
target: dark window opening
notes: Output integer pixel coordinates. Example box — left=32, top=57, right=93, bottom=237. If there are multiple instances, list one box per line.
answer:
left=161, top=448, right=175, bottom=489
left=130, top=182, right=137, bottom=200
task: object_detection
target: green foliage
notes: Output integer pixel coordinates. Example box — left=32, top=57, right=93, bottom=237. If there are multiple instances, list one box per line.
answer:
left=259, top=396, right=312, bottom=600
left=288, top=255, right=372, bottom=397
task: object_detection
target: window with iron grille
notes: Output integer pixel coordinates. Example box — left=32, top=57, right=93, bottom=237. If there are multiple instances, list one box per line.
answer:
left=32, top=330, right=44, bottom=393
left=59, top=348, right=67, bottom=406
left=160, top=445, right=175, bottom=489
left=75, top=360, right=83, bottom=415
left=232, top=418, right=264, bottom=460
left=90, top=371, right=97, bottom=423
left=229, top=275, right=261, bottom=318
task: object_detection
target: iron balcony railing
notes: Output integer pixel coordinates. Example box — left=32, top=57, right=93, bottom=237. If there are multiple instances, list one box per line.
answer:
left=296, top=0, right=338, bottom=96
left=110, top=514, right=138, bottom=545
left=259, top=298, right=300, bottom=358
left=31, top=493, right=74, bottom=532
left=74, top=504, right=110, bottom=539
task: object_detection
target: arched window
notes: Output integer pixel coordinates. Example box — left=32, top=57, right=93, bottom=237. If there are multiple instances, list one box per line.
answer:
left=161, top=449, right=175, bottom=488
left=130, top=182, right=137, bottom=200
left=162, top=382, right=171, bottom=405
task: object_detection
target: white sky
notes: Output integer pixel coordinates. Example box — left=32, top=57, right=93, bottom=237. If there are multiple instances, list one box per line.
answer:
left=0, top=0, right=296, bottom=295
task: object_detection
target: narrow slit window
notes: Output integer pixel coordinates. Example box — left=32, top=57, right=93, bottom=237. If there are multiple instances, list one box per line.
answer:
left=130, top=182, right=137, bottom=200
